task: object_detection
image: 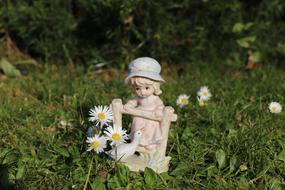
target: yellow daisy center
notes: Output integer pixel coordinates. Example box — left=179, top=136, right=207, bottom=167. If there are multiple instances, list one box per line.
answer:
left=98, top=113, right=106, bottom=120
left=272, top=106, right=277, bottom=111
left=199, top=101, right=205, bottom=107
left=91, top=141, right=100, bottom=149
left=112, top=133, right=121, bottom=141
left=181, top=98, right=188, bottom=104
left=203, top=92, right=208, bottom=96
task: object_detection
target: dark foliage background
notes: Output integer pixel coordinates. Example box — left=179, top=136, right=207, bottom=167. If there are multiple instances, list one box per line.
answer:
left=1, top=0, right=285, bottom=66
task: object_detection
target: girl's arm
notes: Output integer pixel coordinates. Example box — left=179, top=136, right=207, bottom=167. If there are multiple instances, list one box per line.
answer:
left=154, top=97, right=165, bottom=118
left=123, top=97, right=160, bottom=121
left=123, top=98, right=138, bottom=110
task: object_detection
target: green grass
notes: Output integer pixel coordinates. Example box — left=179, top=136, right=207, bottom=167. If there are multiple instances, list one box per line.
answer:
left=0, top=62, right=285, bottom=189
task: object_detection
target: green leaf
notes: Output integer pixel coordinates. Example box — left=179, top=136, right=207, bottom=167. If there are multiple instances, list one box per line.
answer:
left=16, top=165, right=25, bottom=180
left=68, top=146, right=80, bottom=156
left=277, top=140, right=285, bottom=149
left=251, top=51, right=262, bottom=63
left=236, top=39, right=250, bottom=48
left=244, top=22, right=254, bottom=30
left=215, top=149, right=226, bottom=169
left=2, top=151, right=19, bottom=164
left=229, top=156, right=237, bottom=172
left=107, top=176, right=121, bottom=189
left=117, top=164, right=129, bottom=186
left=90, top=178, right=106, bottom=190
left=54, top=146, right=70, bottom=157
left=0, top=58, right=22, bottom=77
left=236, top=36, right=256, bottom=48
left=238, top=176, right=249, bottom=189
left=228, top=129, right=237, bottom=138
left=243, top=36, right=256, bottom=42
left=144, top=167, right=157, bottom=187
left=276, top=150, right=285, bottom=162
left=170, top=162, right=189, bottom=176
left=277, top=43, right=285, bottom=55
left=0, top=149, right=11, bottom=159
left=268, top=178, right=281, bottom=190
left=232, top=22, right=244, bottom=33
left=206, top=165, right=218, bottom=177
left=232, top=22, right=253, bottom=33
left=225, top=123, right=234, bottom=129
left=160, top=172, right=173, bottom=181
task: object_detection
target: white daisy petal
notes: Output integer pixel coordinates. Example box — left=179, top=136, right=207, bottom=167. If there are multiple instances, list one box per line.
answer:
left=176, top=94, right=189, bottom=107
left=86, top=135, right=107, bottom=153
left=89, top=105, right=113, bottom=126
left=104, top=125, right=128, bottom=146
left=197, top=86, right=212, bottom=101
left=269, top=102, right=282, bottom=114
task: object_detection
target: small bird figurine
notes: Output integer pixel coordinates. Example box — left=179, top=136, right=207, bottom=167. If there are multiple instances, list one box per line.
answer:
left=108, top=129, right=143, bottom=161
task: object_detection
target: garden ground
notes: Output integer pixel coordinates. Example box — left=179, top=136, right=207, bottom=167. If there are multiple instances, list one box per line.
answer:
left=0, top=61, right=284, bottom=189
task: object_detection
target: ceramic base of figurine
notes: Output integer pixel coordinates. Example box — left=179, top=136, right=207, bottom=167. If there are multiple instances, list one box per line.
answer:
left=120, top=151, right=171, bottom=173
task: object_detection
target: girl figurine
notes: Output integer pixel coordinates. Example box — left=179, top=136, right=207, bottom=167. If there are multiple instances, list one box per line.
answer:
left=124, top=57, right=165, bottom=153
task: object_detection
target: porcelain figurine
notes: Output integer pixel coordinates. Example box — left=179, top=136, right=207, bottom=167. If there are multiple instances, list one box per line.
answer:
left=111, top=57, right=177, bottom=173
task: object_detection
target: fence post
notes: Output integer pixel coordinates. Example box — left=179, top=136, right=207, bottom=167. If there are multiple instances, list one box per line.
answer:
left=159, top=106, right=175, bottom=157
left=112, top=99, right=123, bottom=129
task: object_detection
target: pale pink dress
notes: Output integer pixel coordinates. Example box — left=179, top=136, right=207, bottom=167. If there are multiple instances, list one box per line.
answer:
left=125, top=95, right=164, bottom=146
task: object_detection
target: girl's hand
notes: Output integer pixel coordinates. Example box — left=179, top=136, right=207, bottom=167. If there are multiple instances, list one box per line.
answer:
left=123, top=105, right=133, bottom=112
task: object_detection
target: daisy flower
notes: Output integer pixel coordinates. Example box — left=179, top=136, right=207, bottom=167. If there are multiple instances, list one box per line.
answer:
left=268, top=102, right=282, bottom=114
left=197, top=96, right=206, bottom=107
left=86, top=135, right=107, bottom=153
left=197, top=86, right=212, bottom=101
left=104, top=125, right=128, bottom=146
left=89, top=105, right=113, bottom=126
left=176, top=94, right=190, bottom=107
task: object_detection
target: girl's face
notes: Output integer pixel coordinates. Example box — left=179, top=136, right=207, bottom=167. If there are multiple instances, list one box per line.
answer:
left=134, top=85, right=154, bottom=98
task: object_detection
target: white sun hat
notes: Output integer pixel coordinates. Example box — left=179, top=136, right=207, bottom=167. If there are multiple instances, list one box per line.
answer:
left=125, top=57, right=165, bottom=84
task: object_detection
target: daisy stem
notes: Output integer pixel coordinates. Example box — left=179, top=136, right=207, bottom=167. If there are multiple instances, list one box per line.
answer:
left=99, top=122, right=104, bottom=134
left=115, top=146, right=118, bottom=160
left=83, top=156, right=94, bottom=190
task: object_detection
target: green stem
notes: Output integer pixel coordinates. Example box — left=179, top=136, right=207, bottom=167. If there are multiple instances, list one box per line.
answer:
left=83, top=157, right=94, bottom=190
left=115, top=146, right=117, bottom=160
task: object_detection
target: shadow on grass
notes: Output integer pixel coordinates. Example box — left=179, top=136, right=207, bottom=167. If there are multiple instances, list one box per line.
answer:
left=0, top=163, right=17, bottom=190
